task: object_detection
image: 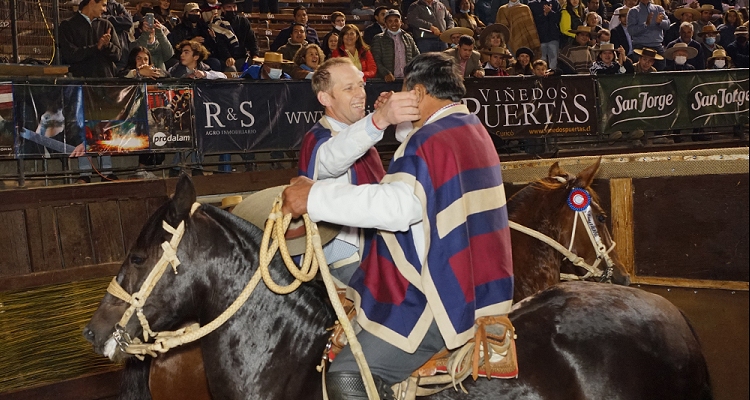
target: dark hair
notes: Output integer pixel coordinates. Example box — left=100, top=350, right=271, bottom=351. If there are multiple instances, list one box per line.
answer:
left=458, top=35, right=475, bottom=47
left=78, top=0, right=104, bottom=11
left=177, top=40, right=210, bottom=62
left=403, top=53, right=465, bottom=102
left=374, top=6, right=389, bottom=19
left=125, top=46, right=152, bottom=69
left=291, top=22, right=306, bottom=30
left=293, top=5, right=307, bottom=17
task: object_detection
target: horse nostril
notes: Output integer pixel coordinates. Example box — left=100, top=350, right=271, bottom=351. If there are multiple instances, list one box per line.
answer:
left=83, top=326, right=96, bottom=343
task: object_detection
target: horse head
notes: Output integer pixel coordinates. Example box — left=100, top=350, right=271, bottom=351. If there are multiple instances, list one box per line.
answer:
left=509, top=159, right=630, bottom=301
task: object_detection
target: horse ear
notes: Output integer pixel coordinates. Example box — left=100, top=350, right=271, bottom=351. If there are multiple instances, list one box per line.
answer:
left=574, top=158, right=602, bottom=188
left=548, top=162, right=565, bottom=178
left=169, top=174, right=197, bottom=222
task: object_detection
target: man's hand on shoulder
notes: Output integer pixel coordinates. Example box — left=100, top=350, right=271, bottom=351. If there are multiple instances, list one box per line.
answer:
left=282, top=176, right=314, bottom=218
left=371, top=90, right=420, bottom=129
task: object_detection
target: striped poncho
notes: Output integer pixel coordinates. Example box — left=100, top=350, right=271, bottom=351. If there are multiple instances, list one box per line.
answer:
left=348, top=105, right=514, bottom=352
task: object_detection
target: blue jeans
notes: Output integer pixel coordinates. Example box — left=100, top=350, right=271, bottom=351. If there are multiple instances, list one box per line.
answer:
left=540, top=40, right=559, bottom=70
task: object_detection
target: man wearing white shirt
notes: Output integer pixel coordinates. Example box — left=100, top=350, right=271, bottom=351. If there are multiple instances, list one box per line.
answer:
left=285, top=53, right=514, bottom=399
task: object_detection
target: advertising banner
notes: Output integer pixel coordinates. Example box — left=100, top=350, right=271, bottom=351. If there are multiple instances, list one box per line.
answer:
left=145, top=84, right=194, bottom=150
left=462, top=75, right=598, bottom=139
left=13, top=84, right=85, bottom=158
left=0, top=83, right=13, bottom=157
left=684, top=70, right=749, bottom=128
left=83, top=85, right=149, bottom=153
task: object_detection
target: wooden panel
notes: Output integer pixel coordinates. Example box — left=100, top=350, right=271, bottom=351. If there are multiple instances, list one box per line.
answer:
left=88, top=202, right=125, bottom=264
left=0, top=367, right=121, bottom=400
left=56, top=205, right=95, bottom=269
left=0, top=211, right=31, bottom=277
left=24, top=208, right=46, bottom=273
left=119, top=199, right=150, bottom=253
left=610, top=178, right=635, bottom=276
left=146, top=196, right=167, bottom=215
left=633, top=174, right=749, bottom=281
left=0, top=263, right=121, bottom=292
left=38, top=206, right=64, bottom=272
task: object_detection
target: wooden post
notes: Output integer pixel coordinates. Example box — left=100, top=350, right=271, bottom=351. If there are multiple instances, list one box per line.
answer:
left=610, top=178, right=634, bottom=277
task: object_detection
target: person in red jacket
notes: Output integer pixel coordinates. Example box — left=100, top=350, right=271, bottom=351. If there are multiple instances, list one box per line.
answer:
left=331, top=24, right=378, bottom=80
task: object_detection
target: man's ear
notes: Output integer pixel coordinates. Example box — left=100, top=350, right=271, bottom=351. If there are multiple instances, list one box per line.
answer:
left=412, top=84, right=426, bottom=103
left=317, top=91, right=332, bottom=107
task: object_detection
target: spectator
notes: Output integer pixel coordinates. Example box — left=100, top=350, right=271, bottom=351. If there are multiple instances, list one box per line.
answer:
left=132, top=16, right=174, bottom=70
left=693, top=4, right=721, bottom=44
left=482, top=46, right=512, bottom=75
left=529, top=0, right=562, bottom=69
left=697, top=24, right=724, bottom=66
left=585, top=11, right=604, bottom=35
left=584, top=0, right=604, bottom=27
left=508, top=46, right=535, bottom=74
left=475, top=0, right=503, bottom=26
left=496, top=0, right=541, bottom=57
left=444, top=35, right=485, bottom=77
left=706, top=48, right=733, bottom=68
left=59, top=0, right=122, bottom=183
left=590, top=42, right=634, bottom=74
left=200, top=2, right=240, bottom=72
left=321, top=12, right=347, bottom=55
left=169, top=3, right=227, bottom=72
left=454, top=0, right=487, bottom=39
left=331, top=25, right=378, bottom=80
left=663, top=7, right=700, bottom=46
left=407, top=0, right=455, bottom=53
left=561, top=0, right=586, bottom=46
left=663, top=41, right=698, bottom=70
left=241, top=51, right=291, bottom=79
left=609, top=0, right=637, bottom=31
left=154, top=0, right=179, bottom=32
left=221, top=0, right=259, bottom=70
left=726, top=25, right=749, bottom=68
left=323, top=32, right=340, bottom=59
left=478, top=23, right=510, bottom=63
left=364, top=6, right=390, bottom=45
left=371, top=9, right=420, bottom=82
left=278, top=23, right=309, bottom=61
left=666, top=21, right=704, bottom=69
left=291, top=44, right=325, bottom=79
left=559, top=25, right=595, bottom=73
left=129, top=0, right=155, bottom=40
left=718, top=9, right=744, bottom=48
left=597, top=28, right=611, bottom=45
left=532, top=58, right=550, bottom=75
left=440, top=26, right=476, bottom=48
left=270, top=6, right=320, bottom=51
left=168, top=39, right=228, bottom=78
left=627, top=0, right=669, bottom=70
left=611, top=8, right=634, bottom=56
left=632, top=46, right=661, bottom=72
left=118, top=45, right=168, bottom=78
left=102, top=0, right=134, bottom=70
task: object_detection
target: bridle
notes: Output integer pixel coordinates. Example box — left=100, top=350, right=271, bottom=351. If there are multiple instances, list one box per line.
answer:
left=508, top=177, right=616, bottom=283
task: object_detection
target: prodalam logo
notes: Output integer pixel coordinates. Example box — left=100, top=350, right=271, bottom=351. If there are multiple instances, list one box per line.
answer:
left=153, top=132, right=190, bottom=147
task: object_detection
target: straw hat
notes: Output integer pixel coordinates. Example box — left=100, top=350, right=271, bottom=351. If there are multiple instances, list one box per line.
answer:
left=252, top=52, right=293, bottom=64
left=480, top=46, right=512, bottom=57
left=697, top=24, right=719, bottom=36
left=735, top=25, right=749, bottom=36
left=633, top=47, right=664, bottom=60
left=616, top=7, right=630, bottom=16
left=697, top=4, right=721, bottom=14
left=664, top=42, right=698, bottom=59
left=707, top=48, right=731, bottom=62
left=219, top=195, right=244, bottom=210
left=592, top=43, right=617, bottom=52
left=439, top=27, right=475, bottom=43
left=183, top=2, right=200, bottom=13
left=673, top=7, right=700, bottom=20
left=478, top=23, right=510, bottom=46
left=231, top=186, right=341, bottom=256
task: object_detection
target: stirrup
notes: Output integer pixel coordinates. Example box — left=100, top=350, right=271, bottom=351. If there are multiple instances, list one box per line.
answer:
left=326, top=371, right=395, bottom=400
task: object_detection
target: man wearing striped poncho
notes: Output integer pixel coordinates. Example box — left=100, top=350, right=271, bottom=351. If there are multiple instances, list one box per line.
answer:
left=283, top=52, right=514, bottom=400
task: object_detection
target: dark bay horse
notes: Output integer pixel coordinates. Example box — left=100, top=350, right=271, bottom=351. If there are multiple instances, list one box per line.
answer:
left=84, top=175, right=710, bottom=400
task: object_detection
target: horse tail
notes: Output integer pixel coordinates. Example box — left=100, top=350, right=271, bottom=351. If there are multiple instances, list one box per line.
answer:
left=119, top=357, right=153, bottom=400
left=680, top=309, right=713, bottom=400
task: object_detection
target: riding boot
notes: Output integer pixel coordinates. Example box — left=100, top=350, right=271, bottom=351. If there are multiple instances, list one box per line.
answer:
left=326, top=371, right=395, bottom=400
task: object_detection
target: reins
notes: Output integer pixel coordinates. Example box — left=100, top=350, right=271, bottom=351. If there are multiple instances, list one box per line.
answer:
left=106, top=194, right=382, bottom=400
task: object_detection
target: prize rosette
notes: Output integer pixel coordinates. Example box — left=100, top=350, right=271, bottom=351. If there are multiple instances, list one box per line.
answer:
left=567, top=188, right=591, bottom=212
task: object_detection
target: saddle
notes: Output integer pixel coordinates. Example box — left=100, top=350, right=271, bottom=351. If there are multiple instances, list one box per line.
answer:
left=325, top=290, right=519, bottom=399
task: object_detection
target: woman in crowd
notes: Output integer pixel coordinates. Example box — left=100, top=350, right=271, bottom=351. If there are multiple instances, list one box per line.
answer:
left=584, top=11, right=603, bottom=36
left=589, top=43, right=633, bottom=74
left=706, top=48, right=734, bottom=68
left=331, top=24, right=377, bottom=80
left=132, top=18, right=174, bottom=70
left=561, top=0, right=586, bottom=47
left=118, top=46, right=168, bottom=78
left=291, top=43, right=325, bottom=79
left=508, top=47, right=535, bottom=75
left=322, top=31, right=340, bottom=59
left=478, top=23, right=510, bottom=63
left=455, top=0, right=486, bottom=39
left=718, top=9, right=745, bottom=48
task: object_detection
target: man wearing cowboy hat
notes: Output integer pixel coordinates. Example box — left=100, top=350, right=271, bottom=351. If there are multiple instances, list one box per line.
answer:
left=726, top=25, right=749, bottom=68
left=694, top=4, right=722, bottom=44
left=241, top=52, right=291, bottom=79
left=632, top=46, right=662, bottom=72
left=698, top=23, right=724, bottom=67
left=440, top=26, right=476, bottom=48
left=609, top=0, right=636, bottom=30
left=444, top=35, right=485, bottom=78
left=371, top=9, right=421, bottom=82
left=664, top=41, right=698, bottom=70
left=706, top=48, right=733, bottom=68
left=627, top=0, right=670, bottom=70
left=559, top=25, right=595, bottom=74
left=407, top=0, right=455, bottom=53
left=611, top=8, right=634, bottom=56
left=482, top=46, right=512, bottom=76
left=666, top=21, right=705, bottom=69
left=663, top=6, right=700, bottom=46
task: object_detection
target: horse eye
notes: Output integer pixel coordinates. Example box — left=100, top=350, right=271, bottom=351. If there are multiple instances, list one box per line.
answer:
left=597, top=214, right=607, bottom=223
left=130, top=254, right=146, bottom=265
